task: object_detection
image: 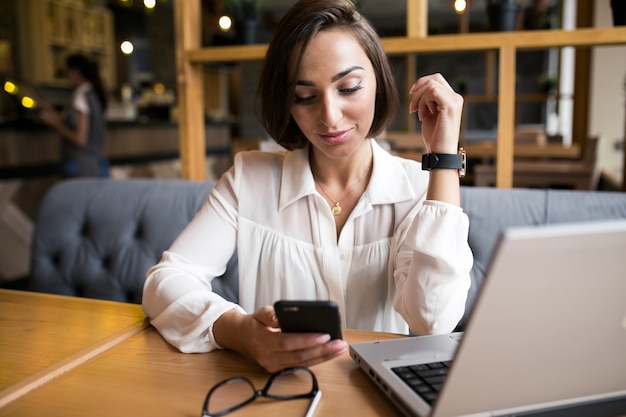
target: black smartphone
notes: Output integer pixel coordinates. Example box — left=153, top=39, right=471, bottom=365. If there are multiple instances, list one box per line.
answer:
left=274, top=300, right=343, bottom=340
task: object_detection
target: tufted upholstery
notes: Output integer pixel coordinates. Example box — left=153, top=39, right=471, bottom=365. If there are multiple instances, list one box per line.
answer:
left=30, top=179, right=626, bottom=331
left=29, top=178, right=238, bottom=303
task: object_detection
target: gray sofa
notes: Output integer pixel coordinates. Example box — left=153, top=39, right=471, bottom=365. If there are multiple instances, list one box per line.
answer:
left=29, top=178, right=626, bottom=330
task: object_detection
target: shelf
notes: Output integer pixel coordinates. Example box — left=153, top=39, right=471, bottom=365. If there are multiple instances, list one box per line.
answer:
left=462, top=93, right=570, bottom=104
left=187, top=27, right=626, bottom=63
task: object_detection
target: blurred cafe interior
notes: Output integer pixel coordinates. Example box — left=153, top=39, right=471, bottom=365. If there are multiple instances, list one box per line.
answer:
left=0, top=0, right=625, bottom=284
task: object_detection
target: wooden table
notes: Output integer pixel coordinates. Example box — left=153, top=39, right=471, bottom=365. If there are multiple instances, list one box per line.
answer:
left=0, top=289, right=147, bottom=407
left=0, top=290, right=404, bottom=416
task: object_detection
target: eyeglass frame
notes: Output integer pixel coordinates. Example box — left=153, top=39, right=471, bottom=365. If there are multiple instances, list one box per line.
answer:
left=200, top=366, right=321, bottom=417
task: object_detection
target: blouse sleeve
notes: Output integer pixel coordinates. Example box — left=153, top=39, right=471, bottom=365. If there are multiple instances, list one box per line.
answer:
left=142, top=169, right=245, bottom=353
left=392, top=200, right=473, bottom=335
left=73, top=84, right=91, bottom=114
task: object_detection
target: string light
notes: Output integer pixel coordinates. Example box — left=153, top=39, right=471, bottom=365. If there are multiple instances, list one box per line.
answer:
left=121, top=40, right=134, bottom=55
left=454, top=0, right=467, bottom=14
left=219, top=16, right=232, bottom=32
left=21, top=96, right=36, bottom=109
left=154, top=83, right=165, bottom=94
left=3, top=80, right=17, bottom=94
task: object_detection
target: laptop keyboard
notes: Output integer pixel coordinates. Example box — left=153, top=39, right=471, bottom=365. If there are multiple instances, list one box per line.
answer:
left=391, top=361, right=452, bottom=405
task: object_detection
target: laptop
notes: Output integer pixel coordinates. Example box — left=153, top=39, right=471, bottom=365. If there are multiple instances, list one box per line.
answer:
left=350, top=220, right=626, bottom=417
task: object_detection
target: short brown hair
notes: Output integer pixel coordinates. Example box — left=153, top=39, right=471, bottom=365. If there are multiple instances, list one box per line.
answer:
left=257, top=0, right=399, bottom=150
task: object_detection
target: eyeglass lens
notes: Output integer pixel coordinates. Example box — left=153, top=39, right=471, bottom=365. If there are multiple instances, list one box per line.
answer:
left=207, top=378, right=256, bottom=416
left=206, top=368, right=315, bottom=416
left=266, top=368, right=315, bottom=397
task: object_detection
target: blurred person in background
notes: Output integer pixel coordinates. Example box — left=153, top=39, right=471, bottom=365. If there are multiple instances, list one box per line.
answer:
left=40, top=53, right=109, bottom=177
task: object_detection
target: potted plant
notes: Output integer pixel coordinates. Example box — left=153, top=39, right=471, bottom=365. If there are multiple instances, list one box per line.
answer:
left=537, top=73, right=558, bottom=94
left=225, top=0, right=263, bottom=44
left=486, top=0, right=523, bottom=32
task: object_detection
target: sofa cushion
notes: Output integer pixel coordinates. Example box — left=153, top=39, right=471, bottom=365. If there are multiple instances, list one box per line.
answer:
left=30, top=178, right=238, bottom=303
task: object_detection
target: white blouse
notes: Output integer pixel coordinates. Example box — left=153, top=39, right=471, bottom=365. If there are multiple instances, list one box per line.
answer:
left=142, top=139, right=473, bottom=353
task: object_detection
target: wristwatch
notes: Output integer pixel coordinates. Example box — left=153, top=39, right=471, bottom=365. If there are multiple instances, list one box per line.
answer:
left=421, top=148, right=466, bottom=178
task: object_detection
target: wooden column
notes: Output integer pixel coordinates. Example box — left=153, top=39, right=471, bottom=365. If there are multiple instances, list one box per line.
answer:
left=407, top=0, right=427, bottom=38
left=174, top=0, right=206, bottom=180
left=572, top=1, right=593, bottom=154
left=405, top=1, right=427, bottom=132
left=496, top=46, right=516, bottom=188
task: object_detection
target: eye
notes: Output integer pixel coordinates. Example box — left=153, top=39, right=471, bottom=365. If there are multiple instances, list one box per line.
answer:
left=294, top=94, right=316, bottom=105
left=340, top=83, right=363, bottom=95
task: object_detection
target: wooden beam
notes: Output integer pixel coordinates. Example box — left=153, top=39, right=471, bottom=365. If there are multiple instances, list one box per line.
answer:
left=407, top=0, right=427, bottom=38
left=496, top=46, right=516, bottom=188
left=572, top=1, right=594, bottom=153
left=187, top=27, right=626, bottom=63
left=381, top=27, right=626, bottom=54
left=188, top=44, right=268, bottom=63
left=174, top=0, right=206, bottom=180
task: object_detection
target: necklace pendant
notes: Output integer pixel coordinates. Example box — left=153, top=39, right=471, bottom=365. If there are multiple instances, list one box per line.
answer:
left=331, top=202, right=342, bottom=216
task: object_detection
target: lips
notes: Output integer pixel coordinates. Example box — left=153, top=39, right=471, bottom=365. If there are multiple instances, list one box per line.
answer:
left=318, top=129, right=352, bottom=145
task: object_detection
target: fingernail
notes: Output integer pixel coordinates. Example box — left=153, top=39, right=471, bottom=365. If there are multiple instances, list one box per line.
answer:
left=332, top=340, right=348, bottom=354
left=316, top=334, right=331, bottom=344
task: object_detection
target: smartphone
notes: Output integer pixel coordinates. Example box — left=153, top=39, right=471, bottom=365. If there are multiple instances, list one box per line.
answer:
left=274, top=300, right=343, bottom=340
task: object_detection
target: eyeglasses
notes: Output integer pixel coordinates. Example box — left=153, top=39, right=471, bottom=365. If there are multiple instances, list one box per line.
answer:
left=201, top=367, right=321, bottom=417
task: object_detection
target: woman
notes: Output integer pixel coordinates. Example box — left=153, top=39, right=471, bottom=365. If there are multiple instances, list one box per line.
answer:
left=40, top=54, right=109, bottom=177
left=143, top=0, right=473, bottom=373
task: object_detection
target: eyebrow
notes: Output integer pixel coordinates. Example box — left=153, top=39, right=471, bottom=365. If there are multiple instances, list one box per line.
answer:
left=296, top=66, right=364, bottom=86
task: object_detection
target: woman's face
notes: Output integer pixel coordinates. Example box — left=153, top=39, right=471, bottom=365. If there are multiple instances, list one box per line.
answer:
left=66, top=67, right=84, bottom=87
left=289, top=28, right=377, bottom=161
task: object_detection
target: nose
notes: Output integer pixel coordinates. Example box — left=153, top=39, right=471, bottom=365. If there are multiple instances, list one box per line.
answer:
left=319, top=94, right=342, bottom=128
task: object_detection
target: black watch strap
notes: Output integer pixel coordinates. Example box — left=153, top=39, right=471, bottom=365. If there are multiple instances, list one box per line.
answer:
left=421, top=153, right=463, bottom=170
left=421, top=148, right=467, bottom=178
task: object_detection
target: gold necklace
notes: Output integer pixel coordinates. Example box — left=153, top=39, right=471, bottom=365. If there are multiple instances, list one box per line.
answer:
left=314, top=165, right=371, bottom=216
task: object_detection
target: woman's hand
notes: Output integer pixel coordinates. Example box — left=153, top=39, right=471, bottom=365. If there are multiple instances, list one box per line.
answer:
left=409, top=73, right=463, bottom=154
left=213, top=306, right=347, bottom=373
left=39, top=107, right=62, bottom=129
left=409, top=73, right=464, bottom=205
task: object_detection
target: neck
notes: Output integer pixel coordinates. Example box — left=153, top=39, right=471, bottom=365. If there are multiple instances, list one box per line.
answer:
left=309, top=140, right=373, bottom=187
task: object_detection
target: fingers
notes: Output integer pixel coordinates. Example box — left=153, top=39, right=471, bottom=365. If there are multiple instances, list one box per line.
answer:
left=252, top=305, right=279, bottom=328
left=39, top=109, right=59, bottom=127
left=277, top=337, right=348, bottom=370
left=231, top=306, right=348, bottom=373
left=408, top=73, right=463, bottom=153
left=257, top=334, right=348, bottom=373
left=409, top=73, right=461, bottom=119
